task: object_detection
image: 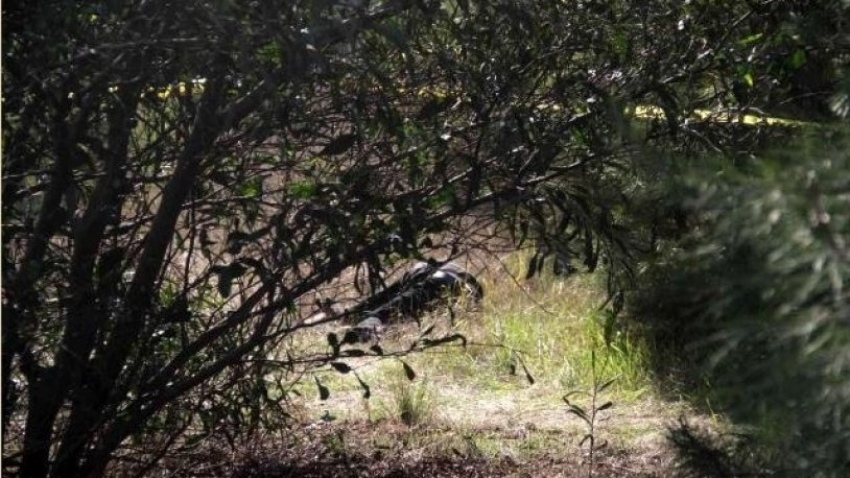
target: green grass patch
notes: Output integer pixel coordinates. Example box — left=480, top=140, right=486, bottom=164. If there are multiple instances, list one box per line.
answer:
left=372, top=370, right=437, bottom=427
left=294, top=253, right=668, bottom=455
left=407, top=254, right=653, bottom=404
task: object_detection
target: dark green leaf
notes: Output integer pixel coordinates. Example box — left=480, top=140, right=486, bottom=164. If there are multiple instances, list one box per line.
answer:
left=519, top=359, right=535, bottom=385
left=315, top=377, right=330, bottom=400
left=597, top=401, right=613, bottom=411
left=525, top=253, right=540, bottom=280
left=369, top=344, right=384, bottom=356
left=401, top=360, right=416, bottom=381
left=288, top=181, right=317, bottom=199
left=330, top=362, right=351, bottom=374
left=597, top=378, right=617, bottom=393
left=738, top=33, right=763, bottom=46
left=327, top=332, right=339, bottom=349
left=567, top=407, right=590, bottom=423
left=787, top=49, right=806, bottom=69
left=357, top=375, right=371, bottom=400
left=240, top=177, right=263, bottom=198
left=563, top=391, right=584, bottom=402
left=422, top=333, right=467, bottom=348
left=517, top=218, right=529, bottom=245
left=343, top=349, right=366, bottom=357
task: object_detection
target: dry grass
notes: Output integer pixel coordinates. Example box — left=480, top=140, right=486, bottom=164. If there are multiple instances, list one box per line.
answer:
left=112, top=253, right=701, bottom=477
left=271, top=253, right=697, bottom=476
left=144, top=421, right=676, bottom=478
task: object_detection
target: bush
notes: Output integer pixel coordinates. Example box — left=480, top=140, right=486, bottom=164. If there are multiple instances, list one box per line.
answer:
left=630, top=129, right=850, bottom=477
left=5, top=1, right=842, bottom=476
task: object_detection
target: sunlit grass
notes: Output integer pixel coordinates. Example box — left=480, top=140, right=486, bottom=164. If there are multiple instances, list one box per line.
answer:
left=291, top=253, right=669, bottom=448
left=370, top=371, right=436, bottom=427
left=405, top=253, right=653, bottom=404
left=283, top=252, right=693, bottom=466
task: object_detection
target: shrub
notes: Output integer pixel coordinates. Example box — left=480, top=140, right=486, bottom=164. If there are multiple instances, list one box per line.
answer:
left=631, top=129, right=850, bottom=477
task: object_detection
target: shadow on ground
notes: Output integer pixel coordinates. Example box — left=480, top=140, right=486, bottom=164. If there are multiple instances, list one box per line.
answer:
left=145, top=421, right=673, bottom=478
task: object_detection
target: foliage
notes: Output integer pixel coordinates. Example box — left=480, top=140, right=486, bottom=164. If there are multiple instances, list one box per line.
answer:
left=2, top=0, right=843, bottom=476
left=563, top=349, right=617, bottom=478
left=629, top=129, right=850, bottom=477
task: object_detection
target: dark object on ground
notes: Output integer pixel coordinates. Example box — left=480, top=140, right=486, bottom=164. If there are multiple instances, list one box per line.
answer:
left=343, top=262, right=483, bottom=343
left=342, top=316, right=385, bottom=344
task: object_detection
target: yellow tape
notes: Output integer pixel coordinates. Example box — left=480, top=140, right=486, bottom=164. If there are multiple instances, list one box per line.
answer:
left=634, top=105, right=807, bottom=127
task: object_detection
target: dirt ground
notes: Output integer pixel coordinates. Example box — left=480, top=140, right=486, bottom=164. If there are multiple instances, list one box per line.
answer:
left=147, top=419, right=677, bottom=478
left=121, top=261, right=686, bottom=478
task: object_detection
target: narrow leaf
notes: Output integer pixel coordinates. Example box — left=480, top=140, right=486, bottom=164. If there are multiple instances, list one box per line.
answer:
left=738, top=33, right=763, bottom=46
left=787, top=49, right=806, bottom=69
left=315, top=377, right=330, bottom=400
left=421, top=333, right=467, bottom=348
left=327, top=332, right=339, bottom=349
left=356, top=375, right=371, bottom=400
left=519, top=359, right=535, bottom=385
left=568, top=407, right=590, bottom=423
left=597, top=401, right=614, bottom=411
left=401, top=360, right=416, bottom=381
left=597, top=378, right=617, bottom=393
left=330, top=362, right=351, bottom=374
left=525, top=253, right=540, bottom=280
left=563, top=391, right=583, bottom=402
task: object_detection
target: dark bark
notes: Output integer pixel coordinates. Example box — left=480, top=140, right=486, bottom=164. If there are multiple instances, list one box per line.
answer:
left=52, top=82, right=144, bottom=477
left=17, top=93, right=92, bottom=478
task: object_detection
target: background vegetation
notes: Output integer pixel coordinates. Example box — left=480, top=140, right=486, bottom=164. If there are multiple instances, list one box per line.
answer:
left=3, top=0, right=848, bottom=477
left=630, top=130, right=850, bottom=477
